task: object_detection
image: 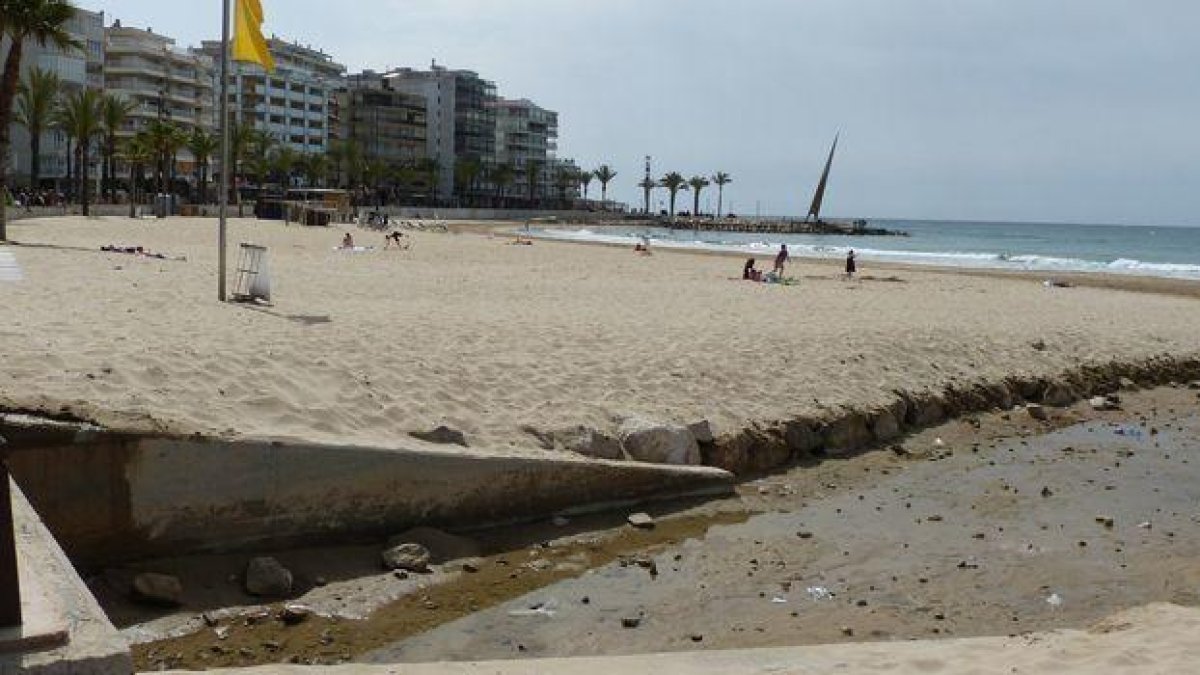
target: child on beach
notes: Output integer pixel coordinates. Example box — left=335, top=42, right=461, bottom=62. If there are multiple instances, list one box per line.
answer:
left=774, top=245, right=789, bottom=274
left=743, top=258, right=757, bottom=280
left=342, top=232, right=355, bottom=249
left=845, top=250, right=857, bottom=279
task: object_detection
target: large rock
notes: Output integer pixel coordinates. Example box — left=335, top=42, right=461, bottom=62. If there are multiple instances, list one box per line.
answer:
left=905, top=394, right=946, bottom=428
left=131, top=572, right=183, bottom=607
left=555, top=426, right=624, bottom=460
left=387, top=527, right=481, bottom=564
left=688, top=420, right=716, bottom=445
left=245, top=557, right=293, bottom=597
left=707, top=427, right=791, bottom=475
left=822, top=413, right=873, bottom=454
left=618, top=417, right=701, bottom=466
left=869, top=409, right=902, bottom=443
left=381, top=543, right=432, bottom=572
left=409, top=425, right=468, bottom=446
left=1042, top=382, right=1078, bottom=408
left=784, top=420, right=823, bottom=455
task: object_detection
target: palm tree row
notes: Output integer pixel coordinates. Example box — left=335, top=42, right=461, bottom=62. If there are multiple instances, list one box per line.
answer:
left=1, top=0, right=80, bottom=239
left=642, top=170, right=734, bottom=219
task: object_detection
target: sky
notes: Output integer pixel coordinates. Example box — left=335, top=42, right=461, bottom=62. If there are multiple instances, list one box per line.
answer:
left=78, top=0, right=1200, bottom=226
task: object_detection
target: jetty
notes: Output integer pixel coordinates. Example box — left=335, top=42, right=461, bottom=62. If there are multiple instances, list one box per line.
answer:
left=662, top=217, right=906, bottom=236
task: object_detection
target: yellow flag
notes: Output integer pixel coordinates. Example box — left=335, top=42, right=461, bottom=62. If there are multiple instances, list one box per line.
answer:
left=232, top=0, right=275, bottom=72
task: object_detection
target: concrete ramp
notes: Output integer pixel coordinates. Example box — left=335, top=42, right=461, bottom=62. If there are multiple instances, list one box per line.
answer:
left=2, top=416, right=733, bottom=566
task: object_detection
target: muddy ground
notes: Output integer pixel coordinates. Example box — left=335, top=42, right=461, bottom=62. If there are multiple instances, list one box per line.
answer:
left=115, top=386, right=1200, bottom=670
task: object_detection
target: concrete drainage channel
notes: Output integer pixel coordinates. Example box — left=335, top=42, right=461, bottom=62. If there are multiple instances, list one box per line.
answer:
left=0, top=414, right=734, bottom=569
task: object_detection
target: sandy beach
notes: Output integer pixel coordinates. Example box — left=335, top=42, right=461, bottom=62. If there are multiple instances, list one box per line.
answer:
left=3, top=216, right=1200, bottom=453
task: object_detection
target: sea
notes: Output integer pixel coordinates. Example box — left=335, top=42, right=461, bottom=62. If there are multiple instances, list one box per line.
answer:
left=532, top=219, right=1200, bottom=280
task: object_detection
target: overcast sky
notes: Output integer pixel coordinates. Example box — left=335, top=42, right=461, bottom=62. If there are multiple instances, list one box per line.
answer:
left=79, top=0, right=1199, bottom=225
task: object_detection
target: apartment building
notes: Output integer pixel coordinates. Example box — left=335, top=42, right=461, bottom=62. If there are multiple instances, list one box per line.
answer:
left=489, top=97, right=560, bottom=201
left=201, top=37, right=345, bottom=156
left=4, top=7, right=105, bottom=187
left=338, top=71, right=427, bottom=166
left=384, top=63, right=496, bottom=199
left=105, top=21, right=215, bottom=159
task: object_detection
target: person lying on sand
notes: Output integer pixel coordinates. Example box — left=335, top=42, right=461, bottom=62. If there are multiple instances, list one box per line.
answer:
left=101, top=245, right=185, bottom=261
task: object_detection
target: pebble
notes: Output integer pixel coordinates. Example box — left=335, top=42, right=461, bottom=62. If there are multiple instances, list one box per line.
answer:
left=627, top=513, right=656, bottom=529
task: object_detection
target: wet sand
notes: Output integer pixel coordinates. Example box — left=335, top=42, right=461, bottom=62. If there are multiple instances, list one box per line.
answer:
left=124, top=385, right=1200, bottom=669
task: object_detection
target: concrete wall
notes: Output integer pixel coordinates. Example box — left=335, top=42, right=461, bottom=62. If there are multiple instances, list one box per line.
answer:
left=1, top=480, right=132, bottom=674
left=1, top=416, right=732, bottom=567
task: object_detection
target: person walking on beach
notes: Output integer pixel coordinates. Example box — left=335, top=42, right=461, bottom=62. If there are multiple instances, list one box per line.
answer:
left=774, top=244, right=789, bottom=275
left=845, top=249, right=857, bottom=280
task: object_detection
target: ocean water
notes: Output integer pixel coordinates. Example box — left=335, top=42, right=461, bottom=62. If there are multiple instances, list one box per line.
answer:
left=533, top=219, right=1200, bottom=280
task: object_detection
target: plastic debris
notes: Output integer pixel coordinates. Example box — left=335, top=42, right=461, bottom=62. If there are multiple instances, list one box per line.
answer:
left=508, top=599, right=559, bottom=618
left=807, top=586, right=833, bottom=601
left=1046, top=593, right=1064, bottom=608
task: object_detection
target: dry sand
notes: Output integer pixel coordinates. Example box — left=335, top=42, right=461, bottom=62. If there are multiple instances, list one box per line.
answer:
left=3, top=215, right=1200, bottom=451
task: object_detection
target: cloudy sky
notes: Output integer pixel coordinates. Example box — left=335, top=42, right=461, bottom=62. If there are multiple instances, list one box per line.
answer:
left=80, top=1, right=1199, bottom=225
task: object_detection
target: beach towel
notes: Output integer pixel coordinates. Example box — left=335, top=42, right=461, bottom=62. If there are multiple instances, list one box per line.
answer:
left=0, top=251, right=22, bottom=282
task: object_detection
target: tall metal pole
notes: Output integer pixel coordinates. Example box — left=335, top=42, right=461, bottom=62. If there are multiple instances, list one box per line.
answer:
left=217, top=0, right=232, bottom=302
left=0, top=455, right=21, bottom=628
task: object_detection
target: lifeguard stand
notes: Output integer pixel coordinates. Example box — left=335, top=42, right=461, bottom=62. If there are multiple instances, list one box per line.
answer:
left=232, top=243, right=271, bottom=303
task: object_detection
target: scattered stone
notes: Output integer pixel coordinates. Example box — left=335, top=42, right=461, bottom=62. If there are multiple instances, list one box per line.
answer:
left=1026, top=404, right=1049, bottom=421
left=540, top=425, right=624, bottom=460
left=627, top=512, right=656, bottom=529
left=381, top=543, right=432, bottom=572
left=279, top=603, right=312, bottom=626
left=409, top=425, right=468, bottom=447
left=926, top=514, right=944, bottom=522
left=1090, top=396, right=1119, bottom=411
left=131, top=573, right=184, bottom=607
left=386, top=527, right=481, bottom=564
left=841, top=626, right=855, bottom=637
left=1042, top=382, right=1078, bottom=408
left=244, top=557, right=293, bottom=597
left=393, top=570, right=409, bottom=580
left=202, top=612, right=219, bottom=628
left=1188, top=381, right=1200, bottom=390
left=313, top=576, right=327, bottom=587
left=1041, top=486, right=1054, bottom=498
left=1096, top=515, right=1115, bottom=529
left=1031, top=339, right=1047, bottom=351
left=797, top=531, right=814, bottom=539
left=690, top=633, right=704, bottom=642
left=214, top=626, right=230, bottom=641
left=621, top=616, right=642, bottom=629
left=459, top=559, right=483, bottom=574
left=618, top=417, right=701, bottom=466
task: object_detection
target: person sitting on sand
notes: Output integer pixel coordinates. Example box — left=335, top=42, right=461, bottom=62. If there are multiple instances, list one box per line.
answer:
left=743, top=258, right=757, bottom=280
left=845, top=249, right=857, bottom=280
left=774, top=244, right=789, bottom=274
left=342, top=232, right=355, bottom=249
left=384, top=231, right=410, bottom=250
left=634, top=234, right=653, bottom=255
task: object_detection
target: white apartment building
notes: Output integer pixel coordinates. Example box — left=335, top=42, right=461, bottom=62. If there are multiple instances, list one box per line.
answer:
left=201, top=38, right=345, bottom=156
left=4, top=7, right=105, bottom=187
left=105, top=21, right=216, bottom=162
left=490, top=98, right=559, bottom=200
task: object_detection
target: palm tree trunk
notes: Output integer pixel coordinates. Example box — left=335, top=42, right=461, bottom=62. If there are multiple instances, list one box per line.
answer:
left=693, top=191, right=700, bottom=217
left=717, top=187, right=724, bottom=218
left=65, top=138, right=74, bottom=200
left=0, top=39, right=24, bottom=240
left=79, top=143, right=89, bottom=216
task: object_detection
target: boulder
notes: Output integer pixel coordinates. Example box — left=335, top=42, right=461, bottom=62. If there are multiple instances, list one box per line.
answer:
left=708, top=428, right=791, bottom=474
left=381, top=543, right=432, bottom=572
left=1042, top=382, right=1078, bottom=408
left=618, top=417, right=700, bottom=466
left=687, top=420, right=716, bottom=445
left=245, top=557, right=293, bottom=597
left=869, top=409, right=902, bottom=443
left=555, top=426, right=624, bottom=460
left=906, top=395, right=946, bottom=428
left=784, top=420, right=823, bottom=455
left=822, top=413, right=873, bottom=454
left=1026, top=404, right=1049, bottom=421
left=409, top=425, right=468, bottom=447
left=131, top=572, right=183, bottom=607
left=387, top=527, right=481, bottom=564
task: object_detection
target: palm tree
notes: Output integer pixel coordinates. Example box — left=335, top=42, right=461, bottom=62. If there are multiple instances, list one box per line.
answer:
left=525, top=159, right=543, bottom=206
left=243, top=130, right=276, bottom=188
left=593, top=164, right=617, bottom=203
left=120, top=132, right=153, bottom=217
left=553, top=167, right=575, bottom=206
left=270, top=145, right=298, bottom=187
left=638, top=176, right=656, bottom=215
left=54, top=88, right=102, bottom=215
left=143, top=119, right=175, bottom=196
left=99, top=94, right=134, bottom=202
left=712, top=171, right=732, bottom=218
left=13, top=67, right=60, bottom=191
left=578, top=169, right=594, bottom=201
left=490, top=162, right=515, bottom=207
left=660, top=172, right=688, bottom=220
left=299, top=152, right=328, bottom=188
left=0, top=0, right=79, bottom=239
left=327, top=138, right=362, bottom=190
left=454, top=158, right=481, bottom=206
left=186, top=128, right=218, bottom=203
left=688, top=175, right=710, bottom=217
